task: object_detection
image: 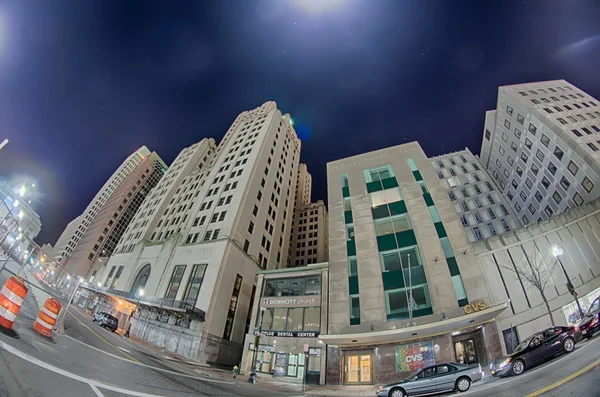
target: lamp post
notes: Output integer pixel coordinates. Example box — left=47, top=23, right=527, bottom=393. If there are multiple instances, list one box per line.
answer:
left=552, top=246, right=584, bottom=319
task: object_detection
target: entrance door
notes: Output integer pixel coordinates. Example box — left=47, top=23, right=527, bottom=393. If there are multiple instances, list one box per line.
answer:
left=344, top=354, right=373, bottom=385
left=454, top=340, right=478, bottom=364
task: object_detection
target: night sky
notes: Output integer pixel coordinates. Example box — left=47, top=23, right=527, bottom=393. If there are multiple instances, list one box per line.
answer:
left=1, top=0, right=599, bottom=245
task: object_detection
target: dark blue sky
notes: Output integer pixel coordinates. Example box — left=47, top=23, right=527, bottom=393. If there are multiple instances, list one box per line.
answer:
left=0, top=0, right=599, bottom=244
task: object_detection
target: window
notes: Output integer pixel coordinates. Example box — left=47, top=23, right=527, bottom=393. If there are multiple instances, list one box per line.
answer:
left=553, top=146, right=564, bottom=160
left=182, top=264, right=207, bottom=305
left=380, top=246, right=422, bottom=272
left=511, top=142, right=518, bottom=152
left=520, top=191, right=527, bottom=201
left=522, top=215, right=529, bottom=224
left=517, top=114, right=525, bottom=125
left=544, top=206, right=554, bottom=217
left=223, top=274, right=242, bottom=340
left=529, top=123, right=537, bottom=134
left=499, top=147, right=506, bottom=156
left=552, top=191, right=562, bottom=204
left=541, top=177, right=550, bottom=189
left=557, top=118, right=567, bottom=125
left=164, top=265, right=186, bottom=300
left=515, top=202, right=521, bottom=212
left=488, top=223, right=497, bottom=236
left=364, top=165, right=394, bottom=182
left=506, top=105, right=513, bottom=115
left=504, top=119, right=511, bottom=129
left=535, top=191, right=543, bottom=203
left=520, top=152, right=529, bottom=163
left=248, top=221, right=254, bottom=233
left=507, top=156, right=514, bottom=165
left=348, top=257, right=358, bottom=277
left=587, top=143, right=599, bottom=152
left=501, top=219, right=510, bottom=232
left=500, top=204, right=509, bottom=216
left=548, top=162, right=557, bottom=175
left=528, top=203, right=536, bottom=214
left=524, top=138, right=532, bottom=149
left=514, top=128, right=521, bottom=139
left=525, top=178, right=533, bottom=189
left=472, top=226, right=483, bottom=240
left=582, top=177, right=594, bottom=193
left=573, top=193, right=584, bottom=206
left=487, top=208, right=496, bottom=219
left=531, top=163, right=539, bottom=175
left=541, top=134, right=550, bottom=147
left=560, top=176, right=571, bottom=190
left=502, top=133, right=508, bottom=142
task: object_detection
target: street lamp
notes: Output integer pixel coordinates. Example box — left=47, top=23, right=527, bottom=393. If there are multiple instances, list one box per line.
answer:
left=552, top=245, right=584, bottom=319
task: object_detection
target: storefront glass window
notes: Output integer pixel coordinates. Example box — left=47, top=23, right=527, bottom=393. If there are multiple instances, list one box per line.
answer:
left=304, top=307, right=320, bottom=331
left=261, top=309, right=273, bottom=330
left=272, top=308, right=288, bottom=330
left=287, top=308, right=304, bottom=331
left=261, top=307, right=321, bottom=332
left=264, top=275, right=322, bottom=297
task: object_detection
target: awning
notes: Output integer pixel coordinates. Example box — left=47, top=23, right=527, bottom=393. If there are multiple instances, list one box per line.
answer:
left=318, top=302, right=508, bottom=346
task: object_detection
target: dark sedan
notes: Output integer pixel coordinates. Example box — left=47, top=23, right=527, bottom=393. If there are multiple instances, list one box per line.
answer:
left=578, top=296, right=599, bottom=339
left=490, top=326, right=577, bottom=377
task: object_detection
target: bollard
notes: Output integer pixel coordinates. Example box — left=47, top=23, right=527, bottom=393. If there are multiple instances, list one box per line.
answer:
left=33, top=297, right=61, bottom=339
left=0, top=276, right=28, bottom=338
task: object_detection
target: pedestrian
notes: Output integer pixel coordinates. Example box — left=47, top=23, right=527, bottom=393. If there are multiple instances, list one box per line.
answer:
left=124, top=323, right=131, bottom=338
left=232, top=365, right=239, bottom=378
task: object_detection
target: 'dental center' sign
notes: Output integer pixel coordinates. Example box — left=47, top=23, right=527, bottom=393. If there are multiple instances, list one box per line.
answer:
left=395, top=341, right=435, bottom=373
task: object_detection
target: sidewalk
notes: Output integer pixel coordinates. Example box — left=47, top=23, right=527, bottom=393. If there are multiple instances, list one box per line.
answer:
left=305, top=385, right=378, bottom=396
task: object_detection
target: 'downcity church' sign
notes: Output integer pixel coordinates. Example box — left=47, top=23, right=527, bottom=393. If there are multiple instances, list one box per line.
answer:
left=261, top=295, right=321, bottom=308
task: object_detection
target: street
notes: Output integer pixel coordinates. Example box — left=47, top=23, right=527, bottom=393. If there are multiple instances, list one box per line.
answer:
left=1, top=259, right=599, bottom=397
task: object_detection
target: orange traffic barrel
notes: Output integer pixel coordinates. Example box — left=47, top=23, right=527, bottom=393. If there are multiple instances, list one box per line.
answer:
left=0, top=276, right=28, bottom=338
left=33, top=297, right=61, bottom=339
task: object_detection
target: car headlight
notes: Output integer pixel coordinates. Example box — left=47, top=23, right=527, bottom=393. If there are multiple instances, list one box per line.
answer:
left=378, top=386, right=384, bottom=391
left=498, top=359, right=511, bottom=369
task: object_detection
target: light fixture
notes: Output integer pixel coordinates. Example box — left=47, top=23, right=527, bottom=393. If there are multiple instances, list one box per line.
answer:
left=552, top=245, right=563, bottom=258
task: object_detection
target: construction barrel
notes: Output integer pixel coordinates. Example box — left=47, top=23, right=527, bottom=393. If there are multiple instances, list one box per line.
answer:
left=33, top=297, right=61, bottom=339
left=0, top=276, right=28, bottom=338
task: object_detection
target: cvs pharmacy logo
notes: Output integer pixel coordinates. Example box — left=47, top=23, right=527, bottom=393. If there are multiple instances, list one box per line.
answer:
left=405, top=354, right=423, bottom=363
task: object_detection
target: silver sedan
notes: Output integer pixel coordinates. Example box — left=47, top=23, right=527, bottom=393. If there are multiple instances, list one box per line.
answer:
left=376, top=362, right=484, bottom=397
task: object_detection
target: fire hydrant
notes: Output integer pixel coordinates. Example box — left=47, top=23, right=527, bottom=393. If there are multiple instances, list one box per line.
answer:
left=161, top=344, right=166, bottom=353
left=232, top=365, right=239, bottom=378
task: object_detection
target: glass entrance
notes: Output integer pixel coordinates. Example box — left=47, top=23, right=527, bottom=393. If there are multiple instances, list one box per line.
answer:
left=454, top=339, right=478, bottom=365
left=344, top=354, right=373, bottom=385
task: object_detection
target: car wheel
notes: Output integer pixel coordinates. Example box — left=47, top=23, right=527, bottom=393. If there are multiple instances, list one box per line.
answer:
left=563, top=337, right=575, bottom=353
left=456, top=377, right=471, bottom=392
left=389, top=388, right=405, bottom=397
left=511, top=359, right=525, bottom=376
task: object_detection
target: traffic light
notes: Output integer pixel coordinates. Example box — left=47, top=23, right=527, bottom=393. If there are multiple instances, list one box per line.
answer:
left=566, top=281, right=578, bottom=296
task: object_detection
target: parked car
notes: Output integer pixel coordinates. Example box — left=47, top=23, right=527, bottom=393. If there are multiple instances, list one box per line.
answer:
left=376, top=362, right=483, bottom=397
left=92, top=311, right=119, bottom=332
left=490, top=326, right=577, bottom=377
left=578, top=296, right=600, bottom=339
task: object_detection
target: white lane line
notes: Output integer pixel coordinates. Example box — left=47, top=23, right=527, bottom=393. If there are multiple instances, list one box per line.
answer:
left=89, top=383, right=105, bottom=397
left=460, top=336, right=600, bottom=396
left=117, top=347, right=131, bottom=353
left=62, top=334, right=233, bottom=384
left=0, top=339, right=171, bottom=397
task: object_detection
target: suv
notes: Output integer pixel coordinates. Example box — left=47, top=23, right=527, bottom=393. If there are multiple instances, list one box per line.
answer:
left=579, top=297, right=600, bottom=339
left=93, top=311, right=119, bottom=332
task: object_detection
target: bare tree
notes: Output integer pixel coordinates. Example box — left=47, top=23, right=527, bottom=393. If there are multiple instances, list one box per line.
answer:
left=499, top=245, right=559, bottom=326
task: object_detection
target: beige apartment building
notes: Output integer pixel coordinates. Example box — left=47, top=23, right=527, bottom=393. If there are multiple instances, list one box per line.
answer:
left=87, top=102, right=302, bottom=367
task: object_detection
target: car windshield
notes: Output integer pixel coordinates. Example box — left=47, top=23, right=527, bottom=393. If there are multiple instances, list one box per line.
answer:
left=513, top=338, right=531, bottom=354
left=589, top=299, right=599, bottom=314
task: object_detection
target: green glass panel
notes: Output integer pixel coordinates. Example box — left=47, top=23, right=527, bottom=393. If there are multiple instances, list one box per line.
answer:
left=349, top=276, right=359, bottom=295
left=446, top=257, right=460, bottom=276
left=350, top=317, right=360, bottom=325
left=434, top=222, right=447, bottom=238
left=423, top=193, right=434, bottom=207
left=366, top=181, right=383, bottom=193
left=342, top=186, right=350, bottom=198
left=395, top=229, right=417, bottom=248
left=372, top=205, right=391, bottom=219
left=412, top=170, right=423, bottom=181
left=458, top=298, right=469, bottom=307
left=344, top=210, right=353, bottom=224
left=408, top=266, right=427, bottom=286
left=388, top=200, right=407, bottom=215
left=381, top=177, right=399, bottom=189
left=386, top=307, right=433, bottom=321
left=347, top=239, right=356, bottom=256
left=377, top=234, right=398, bottom=252
left=382, top=270, right=405, bottom=290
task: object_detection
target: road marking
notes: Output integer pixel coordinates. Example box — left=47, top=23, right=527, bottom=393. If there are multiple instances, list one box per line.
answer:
left=459, top=336, right=600, bottom=396
left=67, top=310, right=141, bottom=363
left=117, top=347, right=131, bottom=353
left=62, top=333, right=234, bottom=384
left=524, top=358, right=600, bottom=397
left=0, top=338, right=170, bottom=397
left=89, top=384, right=105, bottom=397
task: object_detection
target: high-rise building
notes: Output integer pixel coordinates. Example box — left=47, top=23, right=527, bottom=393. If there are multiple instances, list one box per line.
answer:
left=288, top=164, right=329, bottom=266
left=51, top=147, right=155, bottom=264
left=94, top=102, right=301, bottom=366
left=320, top=142, right=506, bottom=385
left=480, top=80, right=600, bottom=225
left=430, top=148, right=521, bottom=242
left=65, top=152, right=167, bottom=279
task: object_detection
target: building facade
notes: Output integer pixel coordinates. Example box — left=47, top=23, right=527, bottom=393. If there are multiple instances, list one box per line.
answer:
left=65, top=152, right=167, bottom=279
left=94, top=102, right=302, bottom=366
left=289, top=164, right=329, bottom=267
left=240, top=264, right=328, bottom=385
left=480, top=80, right=600, bottom=226
left=322, top=142, right=505, bottom=386
left=51, top=147, right=155, bottom=264
left=430, top=149, right=521, bottom=242
left=473, top=197, right=600, bottom=354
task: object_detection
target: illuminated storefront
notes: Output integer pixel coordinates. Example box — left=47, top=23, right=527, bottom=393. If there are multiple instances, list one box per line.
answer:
left=240, top=263, right=328, bottom=385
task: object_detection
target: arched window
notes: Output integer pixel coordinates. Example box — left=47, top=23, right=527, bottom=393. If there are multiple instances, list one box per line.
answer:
left=130, top=264, right=151, bottom=294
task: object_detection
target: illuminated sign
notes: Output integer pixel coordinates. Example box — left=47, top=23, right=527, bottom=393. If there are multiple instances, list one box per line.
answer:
left=463, top=300, right=487, bottom=315
left=261, top=295, right=321, bottom=308
left=395, top=341, right=435, bottom=373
